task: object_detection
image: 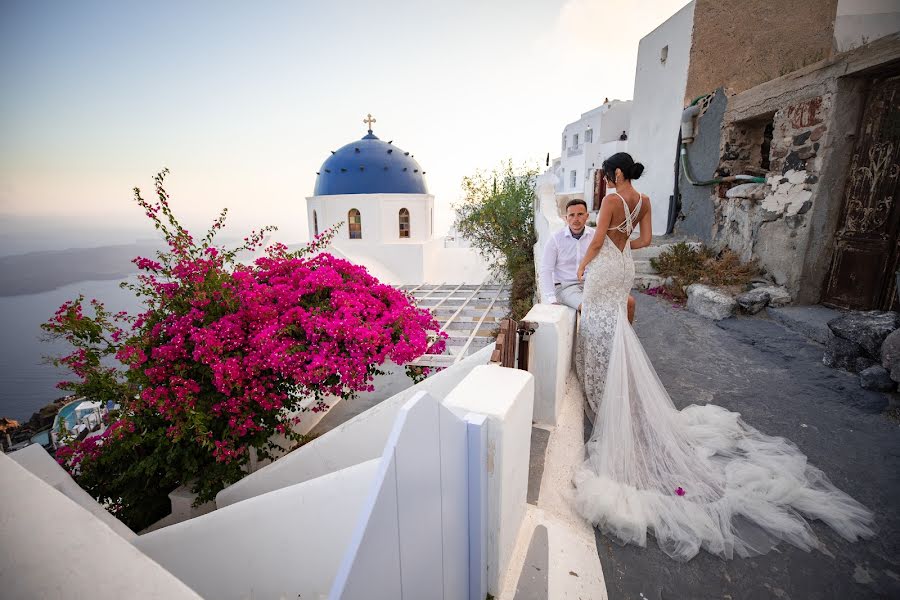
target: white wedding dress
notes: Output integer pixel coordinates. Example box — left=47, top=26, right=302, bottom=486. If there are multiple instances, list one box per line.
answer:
left=573, top=193, right=875, bottom=561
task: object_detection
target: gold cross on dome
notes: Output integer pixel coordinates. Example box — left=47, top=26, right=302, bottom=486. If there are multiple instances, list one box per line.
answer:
left=363, top=113, right=376, bottom=131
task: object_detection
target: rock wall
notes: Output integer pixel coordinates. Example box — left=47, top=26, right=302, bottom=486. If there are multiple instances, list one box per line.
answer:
left=714, top=94, right=834, bottom=295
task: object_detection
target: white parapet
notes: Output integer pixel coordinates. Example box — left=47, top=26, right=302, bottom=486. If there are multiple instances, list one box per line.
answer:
left=0, top=452, right=201, bottom=600
left=443, top=364, right=534, bottom=598
left=9, top=443, right=136, bottom=540
left=217, top=343, right=495, bottom=508
left=134, top=460, right=380, bottom=600
left=523, top=303, right=577, bottom=426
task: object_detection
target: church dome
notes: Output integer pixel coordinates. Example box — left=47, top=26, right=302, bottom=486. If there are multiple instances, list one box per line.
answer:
left=314, top=121, right=428, bottom=196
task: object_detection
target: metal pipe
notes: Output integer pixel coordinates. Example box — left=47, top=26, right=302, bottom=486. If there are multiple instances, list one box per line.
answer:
left=680, top=144, right=766, bottom=186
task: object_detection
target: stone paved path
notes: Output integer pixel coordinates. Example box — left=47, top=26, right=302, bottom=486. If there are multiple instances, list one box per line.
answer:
left=589, top=292, right=899, bottom=600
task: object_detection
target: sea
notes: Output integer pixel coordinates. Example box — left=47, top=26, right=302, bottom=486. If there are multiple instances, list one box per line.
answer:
left=0, top=276, right=145, bottom=422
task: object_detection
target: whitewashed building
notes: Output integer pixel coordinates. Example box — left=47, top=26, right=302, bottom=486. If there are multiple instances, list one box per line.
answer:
left=306, top=117, right=490, bottom=285
left=628, top=1, right=696, bottom=235
left=553, top=100, right=632, bottom=215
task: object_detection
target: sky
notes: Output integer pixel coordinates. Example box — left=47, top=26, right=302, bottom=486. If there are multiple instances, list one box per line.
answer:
left=0, top=0, right=690, bottom=252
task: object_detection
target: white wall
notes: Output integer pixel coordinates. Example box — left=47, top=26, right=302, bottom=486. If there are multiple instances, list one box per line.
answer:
left=559, top=101, right=632, bottom=198
left=443, top=365, right=534, bottom=597
left=628, top=0, right=696, bottom=234
left=835, top=0, right=900, bottom=52
left=216, top=343, right=495, bottom=508
left=0, top=453, right=202, bottom=600
left=136, top=459, right=380, bottom=600
left=423, top=239, right=492, bottom=284
left=307, top=193, right=433, bottom=244
left=9, top=444, right=136, bottom=540
left=523, top=304, right=577, bottom=426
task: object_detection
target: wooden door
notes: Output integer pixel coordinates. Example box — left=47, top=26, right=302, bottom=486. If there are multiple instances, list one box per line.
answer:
left=824, top=75, right=900, bottom=310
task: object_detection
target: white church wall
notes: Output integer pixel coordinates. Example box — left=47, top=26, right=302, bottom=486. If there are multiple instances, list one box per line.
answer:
left=835, top=0, right=900, bottom=52
left=423, top=239, right=492, bottom=284
left=9, top=443, right=136, bottom=540
left=629, top=0, right=696, bottom=234
left=443, top=365, right=534, bottom=597
left=335, top=243, right=426, bottom=284
left=379, top=194, right=434, bottom=242
left=0, top=453, right=202, bottom=600
left=135, top=459, right=380, bottom=600
left=216, top=343, right=495, bottom=508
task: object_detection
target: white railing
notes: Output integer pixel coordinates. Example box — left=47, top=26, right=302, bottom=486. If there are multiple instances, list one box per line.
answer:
left=331, top=391, right=487, bottom=600
left=566, top=144, right=583, bottom=157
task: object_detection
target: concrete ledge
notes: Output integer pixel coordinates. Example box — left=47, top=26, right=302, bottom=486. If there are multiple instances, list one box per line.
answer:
left=0, top=453, right=200, bottom=599
left=524, top=304, right=577, bottom=426
left=9, top=444, right=135, bottom=540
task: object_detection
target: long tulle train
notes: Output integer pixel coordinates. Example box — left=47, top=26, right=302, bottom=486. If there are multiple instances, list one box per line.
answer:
left=573, top=305, right=875, bottom=561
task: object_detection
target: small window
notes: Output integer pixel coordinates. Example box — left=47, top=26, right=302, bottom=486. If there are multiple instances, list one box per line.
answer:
left=570, top=170, right=577, bottom=188
left=313, top=210, right=319, bottom=236
left=660, top=45, right=668, bottom=64
left=399, top=208, right=410, bottom=238
left=562, top=135, right=567, bottom=151
left=585, top=129, right=593, bottom=143
left=573, top=133, right=579, bottom=146
left=348, top=209, right=362, bottom=239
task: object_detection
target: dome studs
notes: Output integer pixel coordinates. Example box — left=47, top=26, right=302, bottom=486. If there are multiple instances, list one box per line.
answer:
left=387, top=149, right=393, bottom=154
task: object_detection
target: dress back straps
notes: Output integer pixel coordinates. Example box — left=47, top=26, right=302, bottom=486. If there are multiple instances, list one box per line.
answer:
left=607, top=192, right=642, bottom=235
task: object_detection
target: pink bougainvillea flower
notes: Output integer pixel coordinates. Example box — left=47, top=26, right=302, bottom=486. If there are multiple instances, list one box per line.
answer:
left=675, top=487, right=686, bottom=496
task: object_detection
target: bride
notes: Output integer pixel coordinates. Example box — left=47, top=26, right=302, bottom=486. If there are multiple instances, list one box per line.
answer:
left=572, top=152, right=875, bottom=561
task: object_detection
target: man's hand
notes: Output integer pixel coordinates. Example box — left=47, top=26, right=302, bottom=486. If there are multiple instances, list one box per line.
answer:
left=577, top=264, right=585, bottom=281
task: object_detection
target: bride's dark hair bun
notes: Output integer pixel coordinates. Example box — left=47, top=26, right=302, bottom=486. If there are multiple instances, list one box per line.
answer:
left=602, top=152, right=644, bottom=182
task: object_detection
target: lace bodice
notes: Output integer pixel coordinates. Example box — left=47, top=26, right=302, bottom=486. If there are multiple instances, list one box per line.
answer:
left=576, top=195, right=637, bottom=414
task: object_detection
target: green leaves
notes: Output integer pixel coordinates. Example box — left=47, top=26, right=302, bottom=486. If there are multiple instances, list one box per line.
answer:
left=453, top=160, right=539, bottom=319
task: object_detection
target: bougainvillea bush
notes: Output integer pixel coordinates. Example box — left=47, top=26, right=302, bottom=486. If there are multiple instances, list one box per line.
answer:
left=44, top=170, right=446, bottom=530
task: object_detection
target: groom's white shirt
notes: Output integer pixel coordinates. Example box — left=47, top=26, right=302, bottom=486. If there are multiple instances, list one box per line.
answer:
left=540, top=225, right=596, bottom=304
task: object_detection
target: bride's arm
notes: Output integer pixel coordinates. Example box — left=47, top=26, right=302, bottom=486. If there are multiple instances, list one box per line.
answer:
left=630, top=196, right=653, bottom=251
left=577, top=197, right=614, bottom=280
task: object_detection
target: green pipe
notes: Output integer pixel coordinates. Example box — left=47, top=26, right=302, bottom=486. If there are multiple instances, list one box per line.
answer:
left=680, top=143, right=766, bottom=186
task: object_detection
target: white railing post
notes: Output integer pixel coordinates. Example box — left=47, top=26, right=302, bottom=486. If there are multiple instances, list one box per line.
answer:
left=465, top=413, right=488, bottom=600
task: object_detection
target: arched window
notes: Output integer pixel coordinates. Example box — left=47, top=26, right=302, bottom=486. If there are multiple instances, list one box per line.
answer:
left=313, top=210, right=319, bottom=236
left=399, top=208, right=410, bottom=238
left=348, top=209, right=362, bottom=239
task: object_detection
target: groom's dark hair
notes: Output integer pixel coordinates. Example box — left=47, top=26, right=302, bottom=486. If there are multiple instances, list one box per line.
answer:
left=566, top=199, right=588, bottom=211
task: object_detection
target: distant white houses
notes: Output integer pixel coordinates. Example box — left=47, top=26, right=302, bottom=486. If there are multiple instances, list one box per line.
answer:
left=551, top=100, right=632, bottom=216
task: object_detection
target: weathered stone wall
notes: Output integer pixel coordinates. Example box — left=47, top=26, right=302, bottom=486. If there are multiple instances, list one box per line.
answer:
left=684, top=0, right=838, bottom=103
left=714, top=94, right=834, bottom=295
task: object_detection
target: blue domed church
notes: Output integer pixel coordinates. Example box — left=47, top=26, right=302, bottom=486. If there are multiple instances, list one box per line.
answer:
left=306, top=115, right=450, bottom=284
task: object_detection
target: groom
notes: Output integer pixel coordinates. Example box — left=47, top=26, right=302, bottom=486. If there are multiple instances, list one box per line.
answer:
left=540, top=199, right=635, bottom=323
